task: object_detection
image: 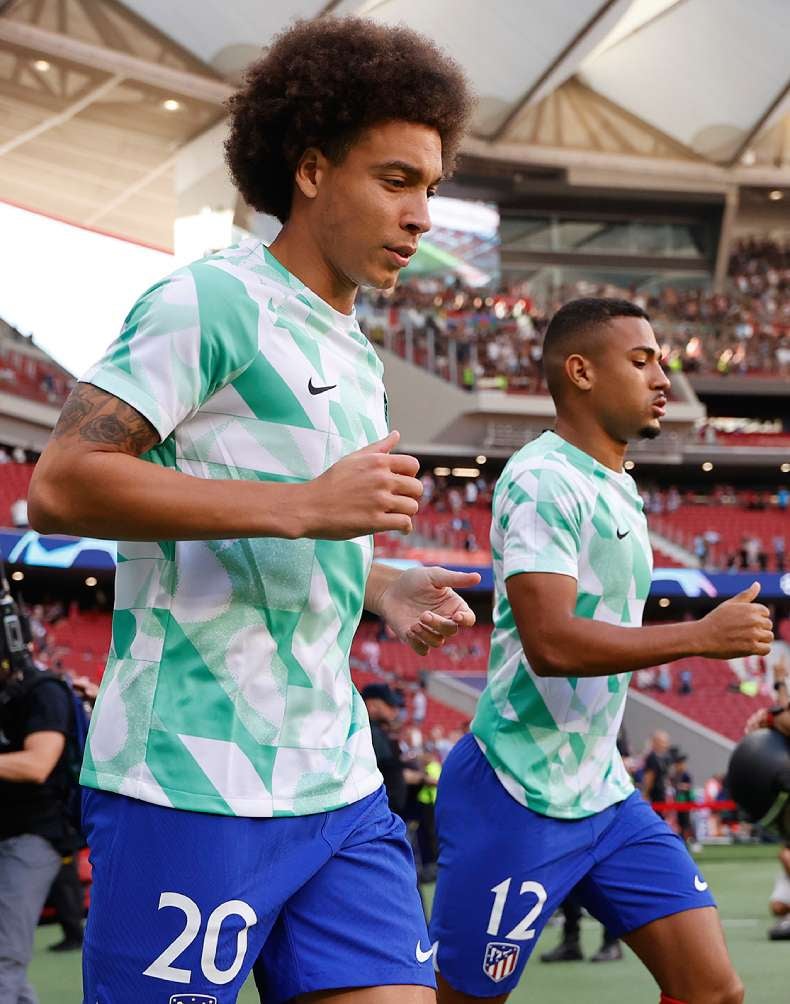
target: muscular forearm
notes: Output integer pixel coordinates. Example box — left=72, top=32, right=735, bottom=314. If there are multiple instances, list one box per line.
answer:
left=0, top=751, right=51, bottom=784
left=534, top=618, right=703, bottom=679
left=29, top=450, right=309, bottom=541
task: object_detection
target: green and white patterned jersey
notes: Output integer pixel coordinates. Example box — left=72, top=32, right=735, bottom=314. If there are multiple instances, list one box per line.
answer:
left=472, top=430, right=652, bottom=819
left=79, top=240, right=388, bottom=817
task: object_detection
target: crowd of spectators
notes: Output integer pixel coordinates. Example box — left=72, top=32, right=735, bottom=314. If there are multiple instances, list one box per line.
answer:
left=410, top=471, right=494, bottom=552
left=0, top=446, right=34, bottom=464
left=357, top=238, right=790, bottom=389
left=643, top=483, right=789, bottom=572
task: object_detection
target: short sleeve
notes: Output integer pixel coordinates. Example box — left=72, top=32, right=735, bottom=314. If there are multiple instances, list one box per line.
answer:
left=499, top=465, right=583, bottom=581
left=81, top=262, right=259, bottom=442
left=24, top=680, right=71, bottom=739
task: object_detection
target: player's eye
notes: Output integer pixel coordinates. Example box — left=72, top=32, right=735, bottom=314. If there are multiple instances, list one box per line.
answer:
left=385, top=178, right=407, bottom=189
left=633, top=360, right=647, bottom=368
left=427, top=188, right=438, bottom=199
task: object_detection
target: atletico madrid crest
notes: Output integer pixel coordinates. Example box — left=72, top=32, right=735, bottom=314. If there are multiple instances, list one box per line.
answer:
left=168, top=995, right=218, bottom=1004
left=483, top=941, right=520, bottom=983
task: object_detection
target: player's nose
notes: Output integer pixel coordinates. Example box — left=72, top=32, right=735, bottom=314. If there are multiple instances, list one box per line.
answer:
left=402, top=193, right=432, bottom=236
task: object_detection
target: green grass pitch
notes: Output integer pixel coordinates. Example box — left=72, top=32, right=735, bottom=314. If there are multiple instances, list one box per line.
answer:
left=29, top=844, right=785, bottom=1003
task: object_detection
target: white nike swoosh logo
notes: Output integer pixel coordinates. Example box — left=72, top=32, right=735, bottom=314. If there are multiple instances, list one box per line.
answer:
left=416, top=940, right=437, bottom=963
left=694, top=874, right=709, bottom=892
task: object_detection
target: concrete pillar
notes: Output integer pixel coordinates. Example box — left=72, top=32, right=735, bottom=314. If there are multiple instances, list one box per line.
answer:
left=713, top=186, right=740, bottom=293
left=172, top=119, right=282, bottom=263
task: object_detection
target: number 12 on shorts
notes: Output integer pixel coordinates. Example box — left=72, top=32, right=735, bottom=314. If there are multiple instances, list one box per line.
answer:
left=487, top=877, right=547, bottom=941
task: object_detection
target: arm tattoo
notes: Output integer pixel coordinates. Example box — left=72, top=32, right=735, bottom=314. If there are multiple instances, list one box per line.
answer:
left=52, top=383, right=159, bottom=456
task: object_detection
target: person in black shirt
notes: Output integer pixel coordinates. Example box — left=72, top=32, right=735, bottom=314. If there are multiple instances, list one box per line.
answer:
left=670, top=749, right=695, bottom=846
left=361, top=683, right=412, bottom=817
left=641, top=729, right=671, bottom=816
left=0, top=660, right=74, bottom=1003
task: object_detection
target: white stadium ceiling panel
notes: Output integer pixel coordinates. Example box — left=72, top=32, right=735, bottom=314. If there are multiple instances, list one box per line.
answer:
left=578, top=0, right=790, bottom=163
left=584, top=0, right=681, bottom=61
left=119, top=0, right=325, bottom=79
left=123, top=0, right=629, bottom=139
left=328, top=0, right=630, bottom=139
left=2, top=0, right=790, bottom=251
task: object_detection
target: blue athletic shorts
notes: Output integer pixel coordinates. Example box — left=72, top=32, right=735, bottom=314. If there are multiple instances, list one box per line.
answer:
left=82, top=785, right=434, bottom=1003
left=428, top=733, right=716, bottom=997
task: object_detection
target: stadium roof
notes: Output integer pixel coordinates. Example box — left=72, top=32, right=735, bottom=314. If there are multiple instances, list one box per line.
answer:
left=1, top=0, right=788, bottom=249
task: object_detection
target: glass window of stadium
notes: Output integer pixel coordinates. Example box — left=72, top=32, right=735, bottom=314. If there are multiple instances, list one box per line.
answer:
left=499, top=215, right=709, bottom=259
left=505, top=265, right=710, bottom=300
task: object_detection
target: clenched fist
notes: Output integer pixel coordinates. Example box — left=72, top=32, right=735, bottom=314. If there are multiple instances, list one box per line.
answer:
left=297, top=430, right=423, bottom=540
left=695, top=582, right=774, bottom=659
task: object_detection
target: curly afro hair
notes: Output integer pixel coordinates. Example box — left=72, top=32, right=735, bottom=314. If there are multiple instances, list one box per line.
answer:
left=224, top=17, right=473, bottom=223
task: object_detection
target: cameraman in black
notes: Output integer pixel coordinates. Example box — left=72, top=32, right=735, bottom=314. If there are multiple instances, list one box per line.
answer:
left=0, top=582, right=74, bottom=1003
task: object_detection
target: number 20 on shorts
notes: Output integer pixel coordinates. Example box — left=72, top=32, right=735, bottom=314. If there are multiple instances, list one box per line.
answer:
left=143, top=893, right=258, bottom=986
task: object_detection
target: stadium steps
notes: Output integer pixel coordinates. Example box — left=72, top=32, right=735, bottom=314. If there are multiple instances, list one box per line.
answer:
left=651, top=505, right=788, bottom=571
left=349, top=666, right=469, bottom=733
left=648, top=528, right=697, bottom=568
left=628, top=656, right=776, bottom=742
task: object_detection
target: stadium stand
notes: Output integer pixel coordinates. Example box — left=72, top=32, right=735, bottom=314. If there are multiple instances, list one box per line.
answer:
left=358, top=238, right=790, bottom=389
left=352, top=619, right=489, bottom=681
left=45, top=608, right=111, bottom=681
left=351, top=621, right=789, bottom=746
left=350, top=666, right=469, bottom=735
left=706, top=430, right=790, bottom=447
left=0, top=455, right=778, bottom=577
left=630, top=656, right=776, bottom=743
left=650, top=499, right=789, bottom=571
left=0, top=318, right=73, bottom=406
left=0, top=460, right=34, bottom=526
left=374, top=472, right=697, bottom=569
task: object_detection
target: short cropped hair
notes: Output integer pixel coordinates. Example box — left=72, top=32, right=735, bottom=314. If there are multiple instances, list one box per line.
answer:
left=224, top=17, right=473, bottom=223
left=543, top=297, right=650, bottom=399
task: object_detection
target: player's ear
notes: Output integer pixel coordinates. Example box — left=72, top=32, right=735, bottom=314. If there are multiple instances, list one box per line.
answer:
left=565, top=353, right=594, bottom=392
left=294, top=147, right=327, bottom=201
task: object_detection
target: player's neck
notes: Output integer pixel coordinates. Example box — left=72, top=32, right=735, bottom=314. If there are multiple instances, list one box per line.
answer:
left=269, top=223, right=358, bottom=316
left=553, top=417, right=627, bottom=474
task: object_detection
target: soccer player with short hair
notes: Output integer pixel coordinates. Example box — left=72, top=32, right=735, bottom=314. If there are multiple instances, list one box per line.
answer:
left=429, top=298, right=773, bottom=1004
left=29, top=17, right=474, bottom=1004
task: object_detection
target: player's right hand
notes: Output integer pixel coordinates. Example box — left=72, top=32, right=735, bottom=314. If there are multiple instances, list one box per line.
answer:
left=697, top=582, right=774, bottom=658
left=299, top=430, right=423, bottom=539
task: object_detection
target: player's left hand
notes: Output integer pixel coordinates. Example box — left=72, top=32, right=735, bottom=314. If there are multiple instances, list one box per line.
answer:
left=379, top=566, right=481, bottom=655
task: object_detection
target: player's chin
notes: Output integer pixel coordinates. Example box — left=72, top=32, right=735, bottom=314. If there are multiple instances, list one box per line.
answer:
left=637, top=420, right=662, bottom=440
left=361, top=266, right=400, bottom=291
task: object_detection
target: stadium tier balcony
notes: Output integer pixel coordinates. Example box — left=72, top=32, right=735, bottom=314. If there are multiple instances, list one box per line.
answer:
left=0, top=344, right=72, bottom=406
left=708, top=430, right=790, bottom=448
left=358, top=238, right=790, bottom=388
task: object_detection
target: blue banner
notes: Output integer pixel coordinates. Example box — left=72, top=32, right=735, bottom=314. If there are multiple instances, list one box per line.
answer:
left=1, top=529, right=116, bottom=571
left=377, top=559, right=790, bottom=599
left=2, top=530, right=789, bottom=600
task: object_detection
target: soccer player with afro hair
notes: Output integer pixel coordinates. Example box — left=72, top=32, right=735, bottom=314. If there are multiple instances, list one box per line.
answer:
left=32, top=16, right=478, bottom=1004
